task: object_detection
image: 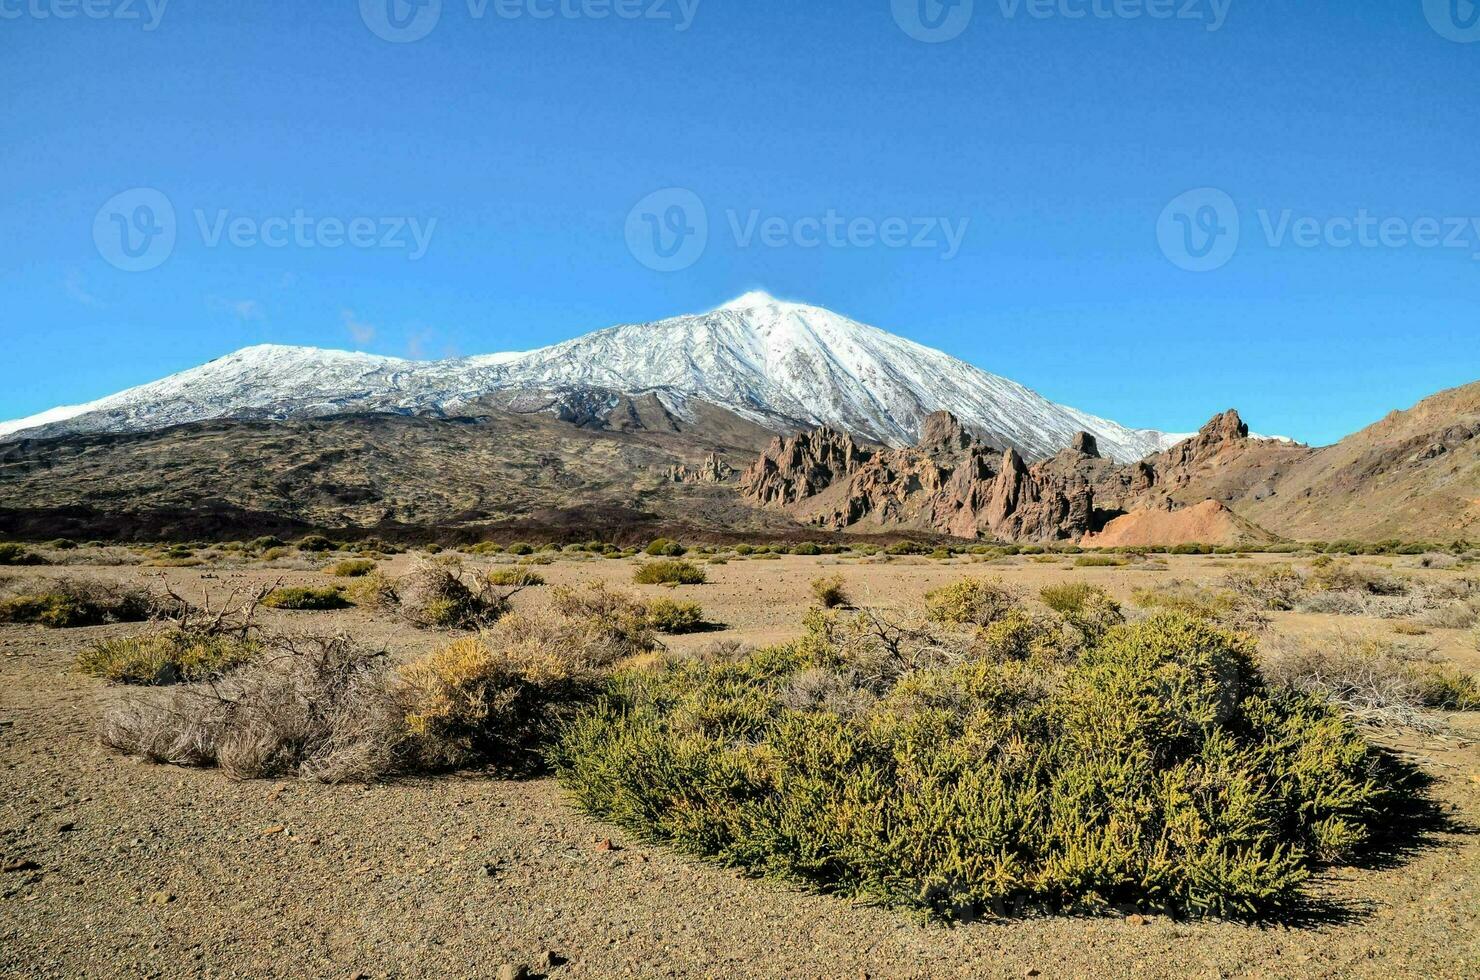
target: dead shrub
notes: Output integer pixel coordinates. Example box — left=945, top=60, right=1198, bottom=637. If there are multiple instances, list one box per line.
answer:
left=102, top=636, right=403, bottom=783
left=1262, top=631, right=1480, bottom=728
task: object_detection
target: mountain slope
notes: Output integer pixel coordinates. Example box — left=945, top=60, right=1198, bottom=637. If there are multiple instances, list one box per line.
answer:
left=0, top=292, right=1178, bottom=463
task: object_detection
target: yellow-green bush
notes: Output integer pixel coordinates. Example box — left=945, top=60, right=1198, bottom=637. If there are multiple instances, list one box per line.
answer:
left=487, top=567, right=546, bottom=587
left=549, top=582, right=657, bottom=657
left=0, top=578, right=154, bottom=628
left=0, top=542, right=47, bottom=566
left=1039, top=582, right=1124, bottom=641
left=810, top=574, right=849, bottom=609
left=554, top=611, right=1407, bottom=920
left=1131, top=581, right=1267, bottom=633
left=328, top=559, right=378, bottom=578
left=645, top=598, right=705, bottom=634
left=633, top=559, right=707, bottom=586
left=923, top=578, right=1017, bottom=628
left=397, top=608, right=633, bottom=773
left=78, top=630, right=258, bottom=685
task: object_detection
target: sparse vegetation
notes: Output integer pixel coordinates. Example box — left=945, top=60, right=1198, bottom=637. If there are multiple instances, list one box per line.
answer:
left=1073, top=555, right=1126, bottom=567
left=0, top=542, right=47, bottom=566
left=1131, top=581, right=1268, bottom=633
left=633, top=559, right=707, bottom=586
left=549, top=583, right=658, bottom=657
left=556, top=603, right=1410, bottom=920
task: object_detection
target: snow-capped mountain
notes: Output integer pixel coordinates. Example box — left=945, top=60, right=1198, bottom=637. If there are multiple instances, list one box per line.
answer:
left=0, top=291, right=1184, bottom=462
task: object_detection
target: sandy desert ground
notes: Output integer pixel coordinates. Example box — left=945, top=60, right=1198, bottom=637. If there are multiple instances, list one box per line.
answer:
left=2, top=550, right=1478, bottom=979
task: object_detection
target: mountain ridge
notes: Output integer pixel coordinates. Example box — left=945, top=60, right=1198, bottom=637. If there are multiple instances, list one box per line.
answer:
left=0, top=292, right=1188, bottom=463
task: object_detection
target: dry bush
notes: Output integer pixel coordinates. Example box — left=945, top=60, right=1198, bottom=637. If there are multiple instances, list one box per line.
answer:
left=397, top=561, right=518, bottom=630
left=397, top=608, right=630, bottom=773
left=549, top=582, right=658, bottom=658
left=261, top=586, right=351, bottom=611
left=0, top=576, right=157, bottom=628
left=344, top=570, right=398, bottom=610
left=1262, top=631, right=1480, bottom=728
left=102, top=636, right=403, bottom=783
left=486, top=567, right=546, bottom=587
left=1131, top=581, right=1269, bottom=633
left=810, top=574, right=850, bottom=609
left=1221, top=564, right=1306, bottom=611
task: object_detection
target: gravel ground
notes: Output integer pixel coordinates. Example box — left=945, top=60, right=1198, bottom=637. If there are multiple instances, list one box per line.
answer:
left=2, top=553, right=1478, bottom=978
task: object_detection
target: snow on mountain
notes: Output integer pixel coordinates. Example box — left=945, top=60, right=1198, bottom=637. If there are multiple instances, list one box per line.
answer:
left=0, top=292, right=1183, bottom=462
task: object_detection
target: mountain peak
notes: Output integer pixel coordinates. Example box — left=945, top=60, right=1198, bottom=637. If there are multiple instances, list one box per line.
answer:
left=715, top=289, right=794, bottom=313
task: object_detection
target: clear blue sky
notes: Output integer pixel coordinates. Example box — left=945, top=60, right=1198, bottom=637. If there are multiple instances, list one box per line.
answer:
left=2, top=0, right=1477, bottom=445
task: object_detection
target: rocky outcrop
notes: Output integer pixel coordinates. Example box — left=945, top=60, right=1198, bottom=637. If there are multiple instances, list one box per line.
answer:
left=737, top=427, right=873, bottom=506
left=667, top=452, right=736, bottom=484
left=1070, top=431, right=1100, bottom=458
left=742, top=412, right=1095, bottom=542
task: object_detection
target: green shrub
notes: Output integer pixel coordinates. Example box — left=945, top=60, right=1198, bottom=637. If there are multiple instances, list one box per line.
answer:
left=467, top=541, right=505, bottom=555
left=1039, top=583, right=1124, bottom=641
left=295, top=535, right=335, bottom=553
left=645, top=538, right=686, bottom=557
left=261, top=586, right=351, bottom=611
left=45, top=538, right=78, bottom=551
left=885, top=540, right=928, bottom=556
left=78, top=630, right=258, bottom=685
left=555, top=611, right=1404, bottom=920
left=0, top=543, right=47, bottom=566
left=924, top=578, right=1017, bottom=628
left=791, top=542, right=822, bottom=556
left=633, top=560, right=707, bottom=586
left=328, top=559, right=378, bottom=578
left=487, top=567, right=546, bottom=587
left=811, top=575, right=849, bottom=609
left=645, top=598, right=706, bottom=634
left=0, top=579, right=154, bottom=628
left=506, top=541, right=535, bottom=556
left=1074, top=555, right=1126, bottom=567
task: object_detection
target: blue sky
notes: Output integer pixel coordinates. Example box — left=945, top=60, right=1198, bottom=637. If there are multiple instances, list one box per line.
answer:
left=2, top=0, right=1477, bottom=445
